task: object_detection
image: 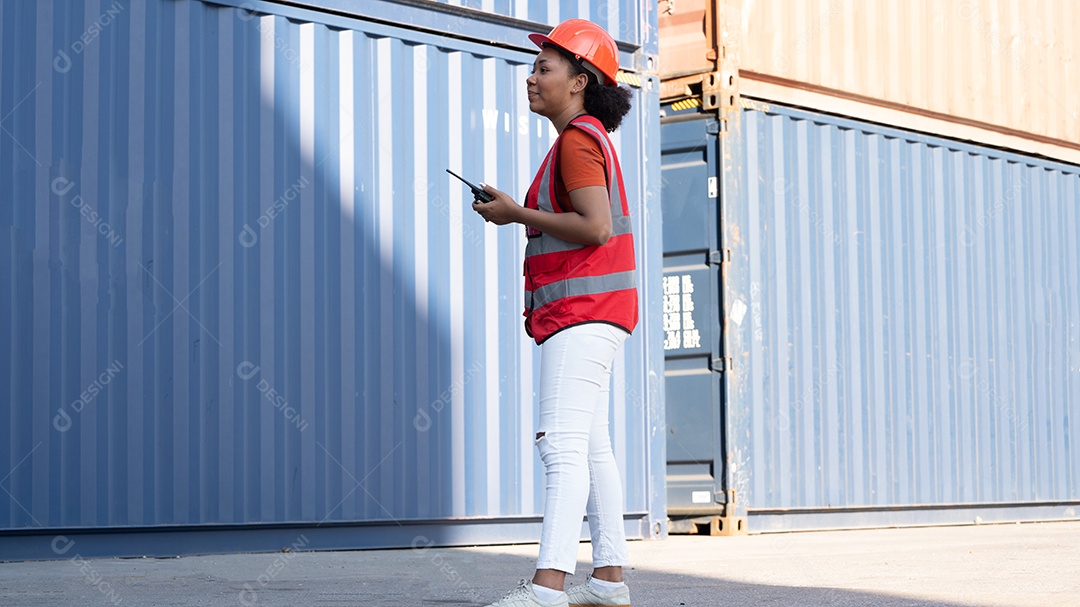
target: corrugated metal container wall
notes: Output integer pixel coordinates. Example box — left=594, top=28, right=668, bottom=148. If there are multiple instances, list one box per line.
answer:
left=724, top=101, right=1080, bottom=530
left=729, top=0, right=1080, bottom=146
left=299, top=0, right=647, bottom=50
left=426, top=0, right=641, bottom=38
left=267, top=1, right=655, bottom=85
left=0, top=0, right=665, bottom=559
left=658, top=0, right=1080, bottom=163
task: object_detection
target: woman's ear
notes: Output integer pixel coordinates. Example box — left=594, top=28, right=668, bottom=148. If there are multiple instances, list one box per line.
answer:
left=572, top=72, right=589, bottom=94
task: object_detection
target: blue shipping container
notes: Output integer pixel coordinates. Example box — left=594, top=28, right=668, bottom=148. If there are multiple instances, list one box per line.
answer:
left=0, top=0, right=665, bottom=560
left=661, top=99, right=1080, bottom=531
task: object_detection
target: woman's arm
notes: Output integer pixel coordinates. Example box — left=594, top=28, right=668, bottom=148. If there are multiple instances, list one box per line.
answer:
left=473, top=184, right=612, bottom=246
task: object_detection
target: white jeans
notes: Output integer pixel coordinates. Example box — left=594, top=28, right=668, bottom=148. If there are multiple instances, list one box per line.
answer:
left=534, top=322, right=630, bottom=575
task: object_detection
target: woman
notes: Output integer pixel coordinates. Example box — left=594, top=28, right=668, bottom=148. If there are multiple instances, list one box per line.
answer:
left=475, top=18, right=637, bottom=607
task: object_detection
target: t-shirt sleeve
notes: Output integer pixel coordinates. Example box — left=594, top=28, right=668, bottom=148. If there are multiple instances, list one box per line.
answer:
left=558, top=127, right=608, bottom=192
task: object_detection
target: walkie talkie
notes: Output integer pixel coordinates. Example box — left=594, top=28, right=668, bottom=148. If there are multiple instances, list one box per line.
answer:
left=446, top=169, right=494, bottom=204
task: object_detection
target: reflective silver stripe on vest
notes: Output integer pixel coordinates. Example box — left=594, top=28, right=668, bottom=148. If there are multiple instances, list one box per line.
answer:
left=526, top=234, right=581, bottom=257
left=526, top=117, right=634, bottom=256
left=535, top=118, right=624, bottom=218
left=536, top=148, right=556, bottom=213
left=526, top=216, right=633, bottom=257
left=527, top=270, right=636, bottom=311
left=571, top=120, right=627, bottom=219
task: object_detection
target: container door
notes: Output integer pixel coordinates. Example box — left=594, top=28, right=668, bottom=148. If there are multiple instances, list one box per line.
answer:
left=660, top=116, right=724, bottom=515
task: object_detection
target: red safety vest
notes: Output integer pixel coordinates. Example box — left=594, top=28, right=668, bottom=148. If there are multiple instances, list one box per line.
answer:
left=522, top=115, right=638, bottom=344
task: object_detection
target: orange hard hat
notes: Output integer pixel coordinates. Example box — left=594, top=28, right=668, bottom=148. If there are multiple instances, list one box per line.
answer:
left=529, top=19, right=619, bottom=86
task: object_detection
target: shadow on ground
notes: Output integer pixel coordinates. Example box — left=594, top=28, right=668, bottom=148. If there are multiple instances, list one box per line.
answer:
left=0, top=538, right=1003, bottom=607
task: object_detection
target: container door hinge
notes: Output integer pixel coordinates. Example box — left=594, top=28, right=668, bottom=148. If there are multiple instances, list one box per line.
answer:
left=706, top=120, right=720, bottom=135
left=708, top=248, right=729, bottom=265
left=709, top=356, right=732, bottom=373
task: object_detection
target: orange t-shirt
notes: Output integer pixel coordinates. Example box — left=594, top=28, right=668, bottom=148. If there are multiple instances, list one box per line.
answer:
left=554, top=127, right=608, bottom=212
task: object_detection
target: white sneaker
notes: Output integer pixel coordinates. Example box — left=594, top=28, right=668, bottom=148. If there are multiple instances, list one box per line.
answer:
left=565, top=577, right=632, bottom=607
left=485, top=579, right=569, bottom=607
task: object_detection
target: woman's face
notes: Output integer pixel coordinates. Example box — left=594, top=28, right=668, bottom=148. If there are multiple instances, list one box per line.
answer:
left=526, top=47, right=583, bottom=118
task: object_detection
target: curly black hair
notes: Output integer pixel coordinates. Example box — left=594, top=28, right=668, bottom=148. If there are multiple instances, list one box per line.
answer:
left=546, top=44, right=633, bottom=133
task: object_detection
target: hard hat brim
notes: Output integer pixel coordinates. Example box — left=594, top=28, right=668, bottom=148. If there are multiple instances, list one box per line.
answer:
left=528, top=33, right=554, bottom=51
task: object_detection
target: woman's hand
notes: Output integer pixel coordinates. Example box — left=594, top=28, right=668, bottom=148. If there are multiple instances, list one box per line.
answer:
left=472, top=184, right=521, bottom=226
left=472, top=183, right=612, bottom=246
left=522, top=186, right=612, bottom=245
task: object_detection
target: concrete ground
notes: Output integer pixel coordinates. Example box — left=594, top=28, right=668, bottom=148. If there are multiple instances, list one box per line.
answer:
left=1, top=521, right=1078, bottom=606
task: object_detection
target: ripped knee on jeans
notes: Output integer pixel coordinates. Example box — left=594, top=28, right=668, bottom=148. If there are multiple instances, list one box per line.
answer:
left=535, top=431, right=554, bottom=463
